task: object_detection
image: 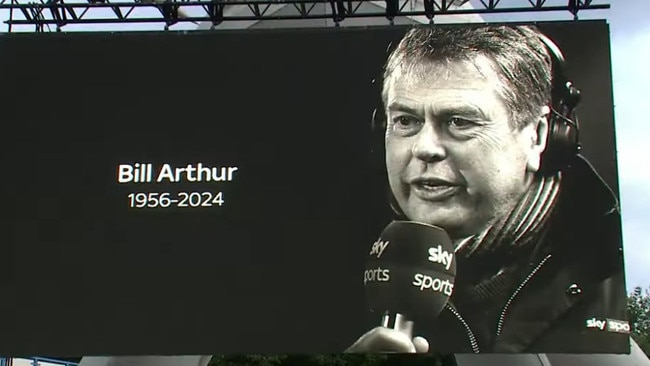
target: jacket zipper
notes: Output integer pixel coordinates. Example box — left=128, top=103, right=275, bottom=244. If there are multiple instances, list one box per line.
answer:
left=446, top=303, right=480, bottom=353
left=495, top=254, right=552, bottom=337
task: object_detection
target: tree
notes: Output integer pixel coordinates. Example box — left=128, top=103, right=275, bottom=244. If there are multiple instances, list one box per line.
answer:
left=208, top=355, right=288, bottom=366
left=208, top=354, right=450, bottom=366
left=628, top=286, right=650, bottom=357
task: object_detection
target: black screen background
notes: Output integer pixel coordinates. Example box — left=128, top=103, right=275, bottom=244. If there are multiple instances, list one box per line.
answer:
left=0, top=20, right=619, bottom=355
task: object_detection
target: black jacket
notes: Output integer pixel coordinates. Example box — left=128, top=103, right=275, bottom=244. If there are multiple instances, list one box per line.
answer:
left=419, top=156, right=630, bottom=354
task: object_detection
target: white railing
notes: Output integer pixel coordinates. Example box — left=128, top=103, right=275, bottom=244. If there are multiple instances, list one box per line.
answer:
left=1, top=357, right=79, bottom=366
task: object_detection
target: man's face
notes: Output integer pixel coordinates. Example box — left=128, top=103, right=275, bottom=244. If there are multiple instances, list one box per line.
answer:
left=384, top=56, right=546, bottom=239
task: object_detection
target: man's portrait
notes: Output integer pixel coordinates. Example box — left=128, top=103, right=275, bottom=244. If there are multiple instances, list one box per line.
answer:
left=349, top=25, right=629, bottom=354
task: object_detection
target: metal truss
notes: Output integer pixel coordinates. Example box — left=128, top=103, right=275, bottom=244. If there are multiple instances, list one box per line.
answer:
left=0, top=0, right=609, bottom=32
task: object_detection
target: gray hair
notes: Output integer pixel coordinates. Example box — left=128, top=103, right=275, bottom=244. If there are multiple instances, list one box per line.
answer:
left=382, top=25, right=553, bottom=129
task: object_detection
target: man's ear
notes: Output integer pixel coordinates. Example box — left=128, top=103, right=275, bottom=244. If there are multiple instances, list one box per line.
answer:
left=524, top=106, right=550, bottom=173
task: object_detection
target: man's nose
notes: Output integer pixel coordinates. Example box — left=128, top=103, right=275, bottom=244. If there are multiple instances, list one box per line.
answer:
left=411, top=123, right=446, bottom=162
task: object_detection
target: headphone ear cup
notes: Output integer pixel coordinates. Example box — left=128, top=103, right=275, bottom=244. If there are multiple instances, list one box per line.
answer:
left=370, top=107, right=386, bottom=164
left=370, top=108, right=381, bottom=153
left=369, top=107, right=407, bottom=218
left=541, top=112, right=580, bottom=174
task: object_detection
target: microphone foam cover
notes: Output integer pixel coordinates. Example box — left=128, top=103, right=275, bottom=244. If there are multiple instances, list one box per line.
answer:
left=364, top=220, right=456, bottom=322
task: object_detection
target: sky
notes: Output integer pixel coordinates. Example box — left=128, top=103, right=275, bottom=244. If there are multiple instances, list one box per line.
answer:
left=605, top=1, right=650, bottom=292
left=0, top=0, right=647, bottom=291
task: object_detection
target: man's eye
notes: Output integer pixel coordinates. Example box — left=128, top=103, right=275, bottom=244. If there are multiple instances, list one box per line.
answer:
left=392, top=116, right=420, bottom=128
left=448, top=117, right=476, bottom=129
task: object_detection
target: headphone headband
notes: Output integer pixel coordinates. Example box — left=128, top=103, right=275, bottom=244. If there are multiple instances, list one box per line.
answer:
left=537, top=32, right=582, bottom=173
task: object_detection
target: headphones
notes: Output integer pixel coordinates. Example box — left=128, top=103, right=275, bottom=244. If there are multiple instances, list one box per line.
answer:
left=370, top=30, right=582, bottom=176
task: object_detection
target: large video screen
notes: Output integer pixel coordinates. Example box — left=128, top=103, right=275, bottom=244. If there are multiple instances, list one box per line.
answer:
left=0, top=20, right=629, bottom=355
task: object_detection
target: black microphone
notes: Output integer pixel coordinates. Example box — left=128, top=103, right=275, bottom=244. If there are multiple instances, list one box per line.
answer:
left=364, top=220, right=456, bottom=338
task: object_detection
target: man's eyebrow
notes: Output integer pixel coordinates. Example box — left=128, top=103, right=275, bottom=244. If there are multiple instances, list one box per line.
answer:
left=435, top=105, right=490, bottom=120
left=387, top=102, right=421, bottom=116
left=387, top=101, right=490, bottom=120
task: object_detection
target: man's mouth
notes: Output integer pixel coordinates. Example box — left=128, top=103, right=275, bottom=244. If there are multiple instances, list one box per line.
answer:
left=409, top=178, right=460, bottom=201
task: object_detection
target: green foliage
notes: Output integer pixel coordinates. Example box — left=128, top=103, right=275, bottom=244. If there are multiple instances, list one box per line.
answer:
left=207, top=354, right=450, bottom=366
left=208, top=355, right=288, bottom=366
left=628, top=286, right=650, bottom=357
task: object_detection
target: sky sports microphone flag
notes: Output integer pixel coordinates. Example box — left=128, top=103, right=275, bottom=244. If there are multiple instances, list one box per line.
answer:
left=365, top=221, right=456, bottom=334
left=0, top=20, right=628, bottom=355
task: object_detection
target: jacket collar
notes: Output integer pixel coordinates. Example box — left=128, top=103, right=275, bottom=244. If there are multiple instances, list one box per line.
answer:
left=492, top=155, right=624, bottom=352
